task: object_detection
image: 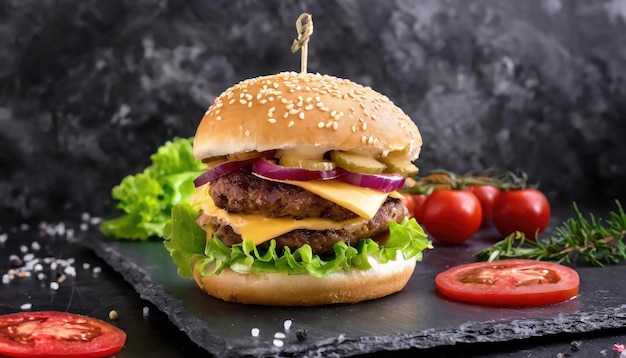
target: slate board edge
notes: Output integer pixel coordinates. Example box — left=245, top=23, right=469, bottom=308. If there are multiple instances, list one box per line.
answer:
left=86, top=239, right=626, bottom=357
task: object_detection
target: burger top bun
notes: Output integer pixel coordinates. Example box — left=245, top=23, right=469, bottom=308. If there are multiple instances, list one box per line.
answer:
left=194, top=71, right=422, bottom=161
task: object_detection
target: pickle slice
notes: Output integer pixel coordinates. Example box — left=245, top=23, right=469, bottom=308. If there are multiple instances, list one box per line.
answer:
left=279, top=157, right=336, bottom=170
left=227, top=151, right=261, bottom=162
left=330, top=151, right=387, bottom=174
left=378, top=155, right=419, bottom=177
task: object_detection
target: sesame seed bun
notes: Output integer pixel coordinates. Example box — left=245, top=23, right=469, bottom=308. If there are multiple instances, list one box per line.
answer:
left=192, top=254, right=416, bottom=306
left=193, top=71, right=421, bottom=161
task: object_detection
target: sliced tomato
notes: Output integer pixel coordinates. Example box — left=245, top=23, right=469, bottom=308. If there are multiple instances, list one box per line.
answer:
left=0, top=311, right=126, bottom=358
left=435, top=259, right=580, bottom=307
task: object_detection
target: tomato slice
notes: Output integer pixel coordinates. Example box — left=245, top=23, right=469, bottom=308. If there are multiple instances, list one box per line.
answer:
left=435, top=259, right=580, bottom=307
left=0, top=311, right=126, bottom=358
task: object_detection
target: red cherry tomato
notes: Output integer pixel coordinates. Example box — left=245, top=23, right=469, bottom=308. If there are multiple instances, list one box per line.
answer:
left=493, top=188, right=551, bottom=238
left=401, top=194, right=428, bottom=222
left=435, top=259, right=580, bottom=306
left=421, top=190, right=482, bottom=244
left=0, top=311, right=126, bottom=358
left=469, top=185, right=501, bottom=225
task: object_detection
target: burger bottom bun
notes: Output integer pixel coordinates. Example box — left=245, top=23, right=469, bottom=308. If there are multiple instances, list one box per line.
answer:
left=192, top=254, right=416, bottom=306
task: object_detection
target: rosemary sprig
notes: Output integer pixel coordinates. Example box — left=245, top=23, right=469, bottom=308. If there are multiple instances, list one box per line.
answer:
left=475, top=200, right=626, bottom=267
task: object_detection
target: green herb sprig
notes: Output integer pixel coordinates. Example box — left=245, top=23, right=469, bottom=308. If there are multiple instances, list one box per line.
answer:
left=475, top=200, right=626, bottom=267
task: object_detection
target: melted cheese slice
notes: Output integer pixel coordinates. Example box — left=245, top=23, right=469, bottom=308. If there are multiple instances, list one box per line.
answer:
left=256, top=176, right=403, bottom=220
left=190, top=178, right=405, bottom=246
left=192, top=184, right=366, bottom=245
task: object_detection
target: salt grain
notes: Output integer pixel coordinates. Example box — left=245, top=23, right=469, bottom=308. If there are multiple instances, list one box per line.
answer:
left=2, top=274, right=10, bottom=284
left=0, top=233, right=7, bottom=244
left=142, top=306, right=150, bottom=316
left=34, top=264, right=43, bottom=272
left=80, top=223, right=89, bottom=231
left=283, top=319, right=293, bottom=331
left=64, top=266, right=76, bottom=277
left=20, top=303, right=32, bottom=310
left=251, top=328, right=260, bottom=337
left=50, top=282, right=59, bottom=290
left=81, top=212, right=91, bottom=221
left=31, top=241, right=41, bottom=251
left=93, top=266, right=102, bottom=274
left=23, top=253, right=35, bottom=262
left=83, top=263, right=91, bottom=270
left=20, top=245, right=28, bottom=253
left=20, top=223, right=29, bottom=231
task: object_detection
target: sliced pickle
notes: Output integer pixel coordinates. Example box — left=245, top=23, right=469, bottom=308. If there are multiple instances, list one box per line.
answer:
left=378, top=155, right=419, bottom=177
left=227, top=151, right=261, bottom=162
left=202, top=156, right=228, bottom=168
left=330, top=151, right=387, bottom=174
left=279, top=156, right=336, bottom=170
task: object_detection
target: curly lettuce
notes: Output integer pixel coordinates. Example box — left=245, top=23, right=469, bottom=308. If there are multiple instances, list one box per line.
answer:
left=164, top=203, right=433, bottom=278
left=100, top=138, right=205, bottom=240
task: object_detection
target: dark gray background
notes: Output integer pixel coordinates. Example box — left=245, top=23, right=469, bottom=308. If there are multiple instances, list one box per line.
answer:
left=1, top=0, right=625, bottom=223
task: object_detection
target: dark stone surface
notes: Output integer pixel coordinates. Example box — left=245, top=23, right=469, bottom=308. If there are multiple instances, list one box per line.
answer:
left=2, top=0, right=626, bottom=222
left=85, top=216, right=626, bottom=357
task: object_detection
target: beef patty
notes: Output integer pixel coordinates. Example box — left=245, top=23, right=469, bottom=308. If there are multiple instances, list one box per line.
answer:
left=210, top=169, right=359, bottom=221
left=200, top=170, right=409, bottom=255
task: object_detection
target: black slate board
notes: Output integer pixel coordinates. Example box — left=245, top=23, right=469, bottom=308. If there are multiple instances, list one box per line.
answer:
left=87, top=223, right=626, bottom=357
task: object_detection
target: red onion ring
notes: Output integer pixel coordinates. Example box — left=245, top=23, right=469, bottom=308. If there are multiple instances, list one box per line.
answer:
left=337, top=169, right=405, bottom=192
left=252, top=157, right=340, bottom=181
left=193, top=159, right=254, bottom=187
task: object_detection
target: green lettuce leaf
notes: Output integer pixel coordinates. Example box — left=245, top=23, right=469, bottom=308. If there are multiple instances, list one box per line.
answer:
left=164, top=203, right=433, bottom=278
left=100, top=138, right=205, bottom=240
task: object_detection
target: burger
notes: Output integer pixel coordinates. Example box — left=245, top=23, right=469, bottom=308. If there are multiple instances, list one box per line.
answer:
left=164, top=71, right=432, bottom=306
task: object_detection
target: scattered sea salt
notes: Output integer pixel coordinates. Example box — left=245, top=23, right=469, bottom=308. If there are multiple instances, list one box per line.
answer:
left=2, top=274, right=10, bottom=284
left=83, top=263, right=90, bottom=269
left=50, top=282, right=59, bottom=290
left=251, top=328, right=260, bottom=337
left=20, top=245, right=28, bottom=253
left=93, top=266, right=102, bottom=274
left=31, top=241, right=41, bottom=251
left=0, top=233, right=7, bottom=244
left=142, top=306, right=150, bottom=316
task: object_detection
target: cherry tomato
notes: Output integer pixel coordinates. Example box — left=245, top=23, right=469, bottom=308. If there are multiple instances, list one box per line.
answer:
left=493, top=188, right=551, bottom=238
left=0, top=311, right=126, bottom=358
left=435, top=259, right=580, bottom=306
left=421, top=190, right=482, bottom=244
left=469, top=185, right=501, bottom=225
left=401, top=194, right=427, bottom=222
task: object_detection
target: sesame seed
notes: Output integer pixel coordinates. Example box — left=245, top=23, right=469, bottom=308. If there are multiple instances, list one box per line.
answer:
left=259, top=99, right=267, bottom=104
left=273, top=82, right=279, bottom=88
left=333, top=122, right=339, bottom=130
left=284, top=319, right=293, bottom=330
left=245, top=93, right=252, bottom=100
left=317, top=122, right=325, bottom=128
left=268, top=118, right=277, bottom=123
left=281, top=98, right=288, bottom=104
left=251, top=328, right=260, bottom=337
left=269, top=97, right=274, bottom=101
left=239, top=99, right=247, bottom=105
left=273, top=339, right=284, bottom=347
left=362, top=136, right=367, bottom=143
left=286, top=103, right=294, bottom=110
left=315, top=102, right=324, bottom=108
left=299, top=112, right=305, bottom=120
left=289, top=109, right=299, bottom=115
left=371, top=114, right=378, bottom=120
left=256, top=93, right=262, bottom=100
left=305, top=104, right=313, bottom=111
left=204, top=109, right=211, bottom=115
left=320, top=107, right=329, bottom=112
left=228, top=99, right=235, bottom=105
left=288, top=121, right=295, bottom=127
left=20, top=303, right=32, bottom=310
left=247, top=101, right=252, bottom=108
left=330, top=110, right=337, bottom=117
left=325, top=121, right=333, bottom=128
left=362, top=122, right=367, bottom=130
left=216, top=116, right=222, bottom=121
left=351, top=125, right=357, bottom=133
left=244, top=130, right=250, bottom=136
left=274, top=332, right=287, bottom=339
left=283, top=112, right=289, bottom=118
